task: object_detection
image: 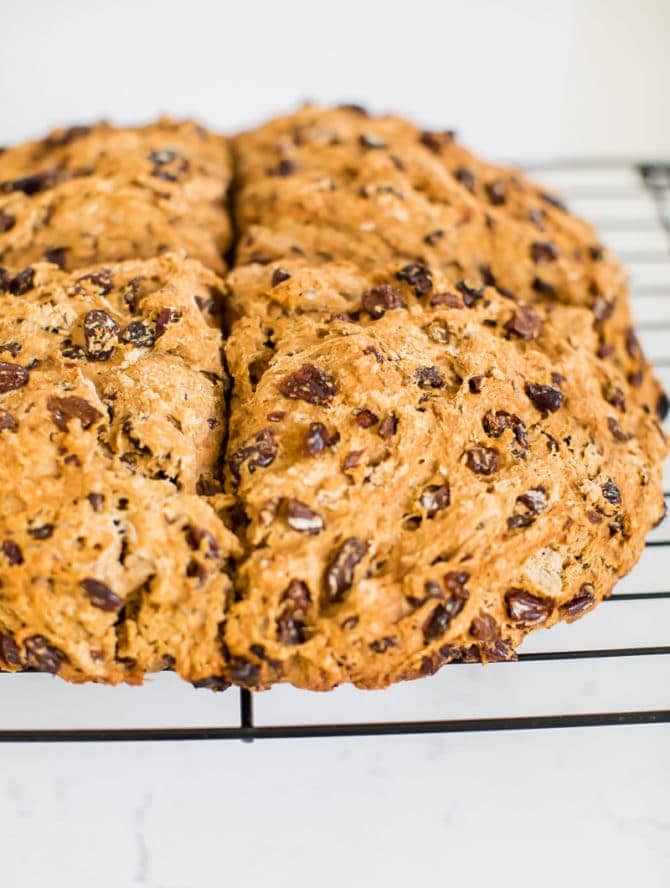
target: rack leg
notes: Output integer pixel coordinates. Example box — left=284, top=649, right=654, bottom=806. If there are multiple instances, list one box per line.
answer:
left=239, top=688, right=254, bottom=743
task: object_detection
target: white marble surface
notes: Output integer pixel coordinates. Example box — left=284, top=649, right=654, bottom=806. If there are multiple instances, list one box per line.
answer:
left=1, top=1, right=669, bottom=884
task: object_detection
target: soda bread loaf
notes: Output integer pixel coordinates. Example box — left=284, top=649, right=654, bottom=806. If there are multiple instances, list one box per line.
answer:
left=0, top=106, right=665, bottom=690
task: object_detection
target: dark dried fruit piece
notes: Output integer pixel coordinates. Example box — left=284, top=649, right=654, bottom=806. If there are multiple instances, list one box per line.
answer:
left=466, top=446, right=499, bottom=475
left=419, top=484, right=450, bottom=518
left=229, top=428, right=278, bottom=477
left=414, top=366, right=445, bottom=389
left=525, top=383, right=564, bottom=413
left=2, top=539, right=23, bottom=565
left=482, top=411, right=527, bottom=448
left=0, top=361, right=28, bottom=393
left=453, top=167, right=476, bottom=192
left=28, top=524, right=54, bottom=540
left=324, top=537, right=367, bottom=603
left=423, top=604, right=451, bottom=640
left=230, top=659, right=261, bottom=686
left=268, top=158, right=301, bottom=177
left=279, top=364, right=337, bottom=405
left=80, top=578, right=123, bottom=612
left=286, top=499, right=324, bottom=535
left=508, top=486, right=548, bottom=529
left=361, top=284, right=405, bottom=318
left=470, top=613, right=499, bottom=641
left=540, top=191, right=568, bottom=212
left=83, top=310, right=119, bottom=361
left=456, top=279, right=484, bottom=307
left=0, top=407, right=17, bottom=431
left=424, top=228, right=445, bottom=245
left=0, top=211, right=15, bottom=232
left=0, top=633, right=21, bottom=666
left=396, top=263, right=433, bottom=297
left=530, top=241, right=559, bottom=263
left=9, top=267, right=35, bottom=295
left=44, top=247, right=67, bottom=268
left=485, top=180, right=507, bottom=205
left=47, top=396, right=102, bottom=432
left=531, top=277, right=556, bottom=297
left=354, top=409, right=378, bottom=428
left=420, top=130, right=453, bottom=153
left=277, top=579, right=312, bottom=645
left=505, top=305, right=543, bottom=339
left=561, top=583, right=596, bottom=618
left=121, top=321, right=155, bottom=348
left=378, top=414, right=398, bottom=439
left=601, top=479, right=622, bottom=505
left=422, top=576, right=469, bottom=641
left=23, top=635, right=64, bottom=673
left=305, top=422, right=339, bottom=455
left=468, top=376, right=484, bottom=394
left=192, top=676, right=231, bottom=692
left=343, top=450, right=364, bottom=469
left=271, top=267, right=291, bottom=287
left=77, top=269, right=114, bottom=296
left=607, top=416, right=632, bottom=442
left=185, top=526, right=219, bottom=558
left=656, top=391, right=669, bottom=421
left=155, top=308, right=181, bottom=338
left=1, top=168, right=62, bottom=195
left=506, top=588, right=553, bottom=624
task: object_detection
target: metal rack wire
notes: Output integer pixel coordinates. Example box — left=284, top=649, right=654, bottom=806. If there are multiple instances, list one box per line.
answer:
left=1, top=158, right=668, bottom=742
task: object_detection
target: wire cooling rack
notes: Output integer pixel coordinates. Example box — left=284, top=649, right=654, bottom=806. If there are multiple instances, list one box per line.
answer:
left=0, top=158, right=668, bottom=742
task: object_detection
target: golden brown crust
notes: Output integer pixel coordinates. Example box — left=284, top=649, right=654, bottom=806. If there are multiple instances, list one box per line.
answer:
left=223, top=105, right=667, bottom=690
left=0, top=119, right=231, bottom=273
left=0, top=107, right=665, bottom=692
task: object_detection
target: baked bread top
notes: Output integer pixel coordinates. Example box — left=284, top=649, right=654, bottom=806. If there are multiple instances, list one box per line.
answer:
left=0, top=107, right=665, bottom=691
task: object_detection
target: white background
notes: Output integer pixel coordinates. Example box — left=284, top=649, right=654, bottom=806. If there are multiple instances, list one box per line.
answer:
left=1, top=1, right=669, bottom=885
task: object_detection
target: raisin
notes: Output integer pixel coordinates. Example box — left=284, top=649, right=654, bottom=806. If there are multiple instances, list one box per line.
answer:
left=589, top=245, right=605, bottom=261
left=0, top=342, right=21, bottom=357
left=324, top=537, right=367, bottom=603
left=506, top=589, right=553, bottom=624
left=361, top=284, right=405, bottom=318
left=268, top=158, right=301, bottom=177
left=453, top=167, right=476, bottom=192
left=343, top=450, right=364, bottom=469
left=155, top=308, right=181, bottom=338
left=185, top=526, right=220, bottom=558
left=456, top=279, right=484, bottom=307
left=354, top=409, right=378, bottom=428
left=607, top=416, right=632, bottom=442
left=560, top=583, right=595, bottom=618
left=192, top=676, right=231, bottom=691
left=424, top=228, right=445, bottom=245
left=286, top=499, right=324, bottom=535
left=76, top=269, right=113, bottom=296
left=422, top=576, right=469, bottom=641
left=83, top=310, right=119, bottom=361
left=657, top=391, right=669, bottom=421
left=0, top=361, right=28, bottom=394
left=230, top=659, right=261, bottom=686
left=470, top=613, right=499, bottom=641
left=517, top=487, right=548, bottom=513
left=414, top=366, right=445, bottom=389
left=396, top=263, right=433, bottom=297
left=0, top=211, right=15, bottom=232
left=466, top=447, right=499, bottom=475
left=121, top=321, right=155, bottom=348
left=485, top=180, right=507, bottom=205
left=80, top=578, right=123, bottom=612
left=28, top=524, right=54, bottom=540
left=420, top=131, right=452, bottom=153
left=531, top=277, right=556, bottom=297
left=277, top=579, right=311, bottom=645
left=2, top=539, right=23, bottom=565
left=601, top=479, right=622, bottom=505
left=540, top=191, right=567, bottom=211
left=378, top=414, right=398, bottom=439
left=8, top=267, right=35, bottom=295
left=44, top=247, right=67, bottom=268
left=271, top=267, right=291, bottom=287
left=468, top=376, right=484, bottom=394
left=305, top=422, right=339, bottom=455
left=0, top=407, right=17, bottom=431
left=279, top=363, right=337, bottom=405
left=525, top=383, right=564, bottom=413
left=0, top=633, right=21, bottom=666
left=530, top=241, right=559, bottom=263
left=625, top=328, right=642, bottom=360
left=505, top=305, right=543, bottom=339
left=2, top=169, right=61, bottom=195
left=229, top=428, right=278, bottom=477
left=423, top=604, right=451, bottom=640
left=482, top=411, right=527, bottom=447
left=430, top=291, right=463, bottom=308
left=23, top=635, right=65, bottom=673
left=87, top=492, right=104, bottom=511
left=47, top=396, right=102, bottom=432
left=419, top=484, right=450, bottom=517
